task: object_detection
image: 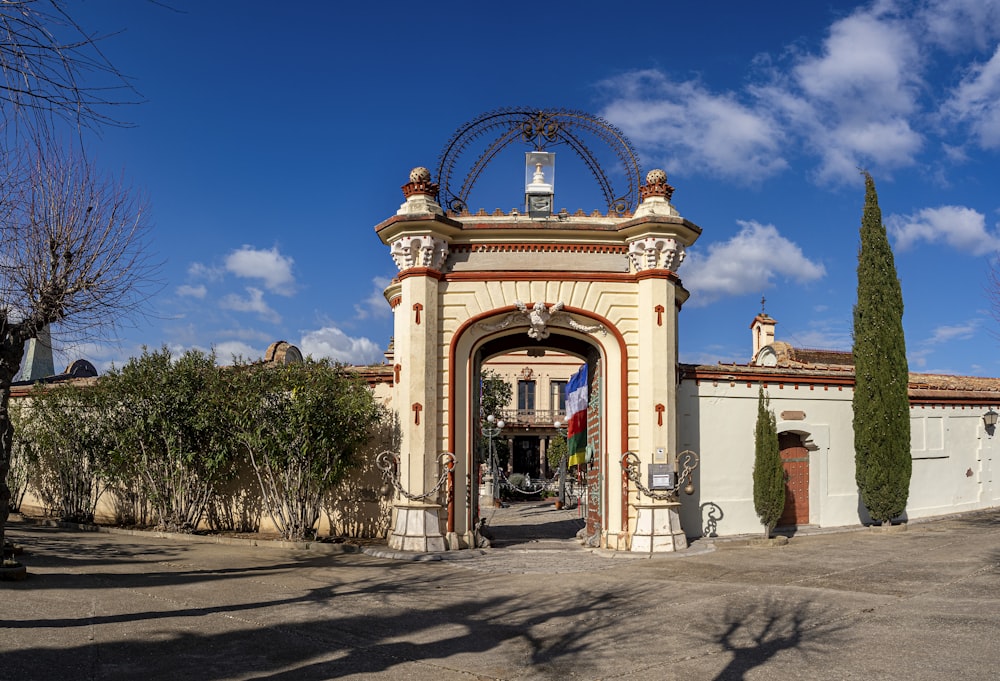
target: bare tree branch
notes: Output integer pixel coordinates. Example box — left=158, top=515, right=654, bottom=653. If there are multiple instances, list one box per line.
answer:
left=0, top=0, right=154, bottom=563
left=0, top=142, right=159, bottom=346
left=1, top=141, right=159, bottom=557
left=0, top=0, right=142, bottom=140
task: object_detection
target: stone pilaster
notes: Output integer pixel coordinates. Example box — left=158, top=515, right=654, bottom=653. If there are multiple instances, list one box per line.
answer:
left=383, top=168, right=451, bottom=552
left=626, top=169, right=691, bottom=551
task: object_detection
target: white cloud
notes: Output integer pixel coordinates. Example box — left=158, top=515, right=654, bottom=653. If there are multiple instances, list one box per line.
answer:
left=909, top=316, right=984, bottom=368
left=143, top=341, right=267, bottom=366
left=926, top=320, right=982, bottom=345
left=780, top=8, right=923, bottom=181
left=354, top=276, right=393, bottom=320
left=941, top=143, right=969, bottom=163
left=211, top=340, right=266, bottom=364
left=224, top=245, right=296, bottom=295
left=887, top=205, right=999, bottom=255
left=920, top=0, right=1000, bottom=52
left=220, top=287, right=281, bottom=323
left=217, top=327, right=275, bottom=343
left=942, top=46, right=1000, bottom=148
left=600, top=70, right=787, bottom=182
left=683, top=220, right=826, bottom=306
left=600, top=4, right=934, bottom=185
left=299, top=326, right=384, bottom=365
left=792, top=10, right=919, bottom=116
left=187, top=262, right=223, bottom=281
left=785, top=318, right=853, bottom=352
left=908, top=347, right=931, bottom=368
left=176, top=284, right=207, bottom=299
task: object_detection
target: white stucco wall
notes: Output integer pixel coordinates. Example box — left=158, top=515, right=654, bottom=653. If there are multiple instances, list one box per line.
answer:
left=907, top=407, right=1000, bottom=518
left=676, top=375, right=1000, bottom=538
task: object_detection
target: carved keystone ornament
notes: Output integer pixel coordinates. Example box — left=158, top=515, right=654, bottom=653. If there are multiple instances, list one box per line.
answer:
left=477, top=300, right=606, bottom=340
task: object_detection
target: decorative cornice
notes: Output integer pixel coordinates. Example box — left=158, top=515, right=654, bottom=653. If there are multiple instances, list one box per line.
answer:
left=390, top=234, right=449, bottom=271
left=448, top=243, right=627, bottom=255
left=443, top=271, right=634, bottom=283
left=397, top=267, right=445, bottom=282
left=634, top=270, right=682, bottom=283
left=627, top=236, right=686, bottom=272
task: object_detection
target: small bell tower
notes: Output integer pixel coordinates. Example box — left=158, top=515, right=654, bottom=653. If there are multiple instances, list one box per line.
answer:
left=751, top=298, right=776, bottom=361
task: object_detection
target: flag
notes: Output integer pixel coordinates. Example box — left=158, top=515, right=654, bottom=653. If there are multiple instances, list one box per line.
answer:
left=566, top=364, right=588, bottom=467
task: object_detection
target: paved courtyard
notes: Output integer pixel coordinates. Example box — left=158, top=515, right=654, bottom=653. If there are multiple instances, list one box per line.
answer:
left=2, top=503, right=999, bottom=680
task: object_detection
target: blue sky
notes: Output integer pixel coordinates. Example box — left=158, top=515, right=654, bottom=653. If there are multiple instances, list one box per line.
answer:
left=37, top=0, right=1000, bottom=377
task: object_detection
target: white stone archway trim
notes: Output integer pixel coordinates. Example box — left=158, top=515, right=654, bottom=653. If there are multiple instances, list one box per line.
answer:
left=447, top=303, right=628, bottom=548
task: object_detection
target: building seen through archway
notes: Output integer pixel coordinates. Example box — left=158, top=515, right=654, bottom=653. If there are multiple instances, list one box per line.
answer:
left=481, top=349, right=578, bottom=480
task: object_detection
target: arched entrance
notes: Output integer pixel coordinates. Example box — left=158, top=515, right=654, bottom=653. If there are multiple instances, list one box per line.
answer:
left=449, top=308, right=623, bottom=548
left=372, top=109, right=704, bottom=552
left=470, top=331, right=601, bottom=544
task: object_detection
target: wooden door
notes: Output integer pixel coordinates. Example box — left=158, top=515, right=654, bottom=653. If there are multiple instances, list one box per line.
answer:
left=778, top=432, right=809, bottom=526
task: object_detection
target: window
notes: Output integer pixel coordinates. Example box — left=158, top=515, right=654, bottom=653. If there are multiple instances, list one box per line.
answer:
left=517, top=380, right=536, bottom=412
left=550, top=380, right=567, bottom=413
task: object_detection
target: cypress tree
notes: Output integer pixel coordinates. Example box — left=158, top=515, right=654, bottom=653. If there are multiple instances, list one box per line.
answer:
left=853, top=171, right=911, bottom=525
left=753, top=387, right=784, bottom=538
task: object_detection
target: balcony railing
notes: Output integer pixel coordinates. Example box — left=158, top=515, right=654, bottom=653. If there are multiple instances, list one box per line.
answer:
left=497, top=408, right=565, bottom=429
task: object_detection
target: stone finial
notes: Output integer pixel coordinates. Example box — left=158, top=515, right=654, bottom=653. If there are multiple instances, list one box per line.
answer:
left=402, top=167, right=439, bottom=199
left=633, top=168, right=679, bottom=219
left=640, top=168, right=675, bottom=201
left=398, top=167, right=444, bottom=216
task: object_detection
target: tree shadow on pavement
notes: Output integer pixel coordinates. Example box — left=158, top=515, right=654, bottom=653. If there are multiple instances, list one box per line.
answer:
left=4, top=519, right=631, bottom=679
left=700, top=596, right=853, bottom=681
left=1, top=573, right=627, bottom=680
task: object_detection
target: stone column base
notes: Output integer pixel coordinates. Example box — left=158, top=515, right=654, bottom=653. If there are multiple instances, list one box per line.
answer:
left=479, top=475, right=499, bottom=510
left=631, top=502, right=688, bottom=553
left=388, top=502, right=447, bottom=552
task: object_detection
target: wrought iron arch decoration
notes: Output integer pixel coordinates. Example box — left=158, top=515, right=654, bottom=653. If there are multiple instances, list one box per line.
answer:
left=435, top=108, right=643, bottom=217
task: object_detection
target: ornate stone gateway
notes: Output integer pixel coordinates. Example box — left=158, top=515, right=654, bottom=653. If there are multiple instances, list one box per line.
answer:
left=374, top=109, right=703, bottom=552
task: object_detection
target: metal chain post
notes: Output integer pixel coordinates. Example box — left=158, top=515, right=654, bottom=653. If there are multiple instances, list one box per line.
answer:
left=376, top=451, right=454, bottom=503
left=621, top=450, right=700, bottom=502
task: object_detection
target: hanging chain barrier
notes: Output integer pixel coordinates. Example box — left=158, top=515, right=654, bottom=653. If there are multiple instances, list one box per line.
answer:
left=494, top=467, right=580, bottom=501
left=376, top=451, right=454, bottom=502
left=621, top=450, right=700, bottom=502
